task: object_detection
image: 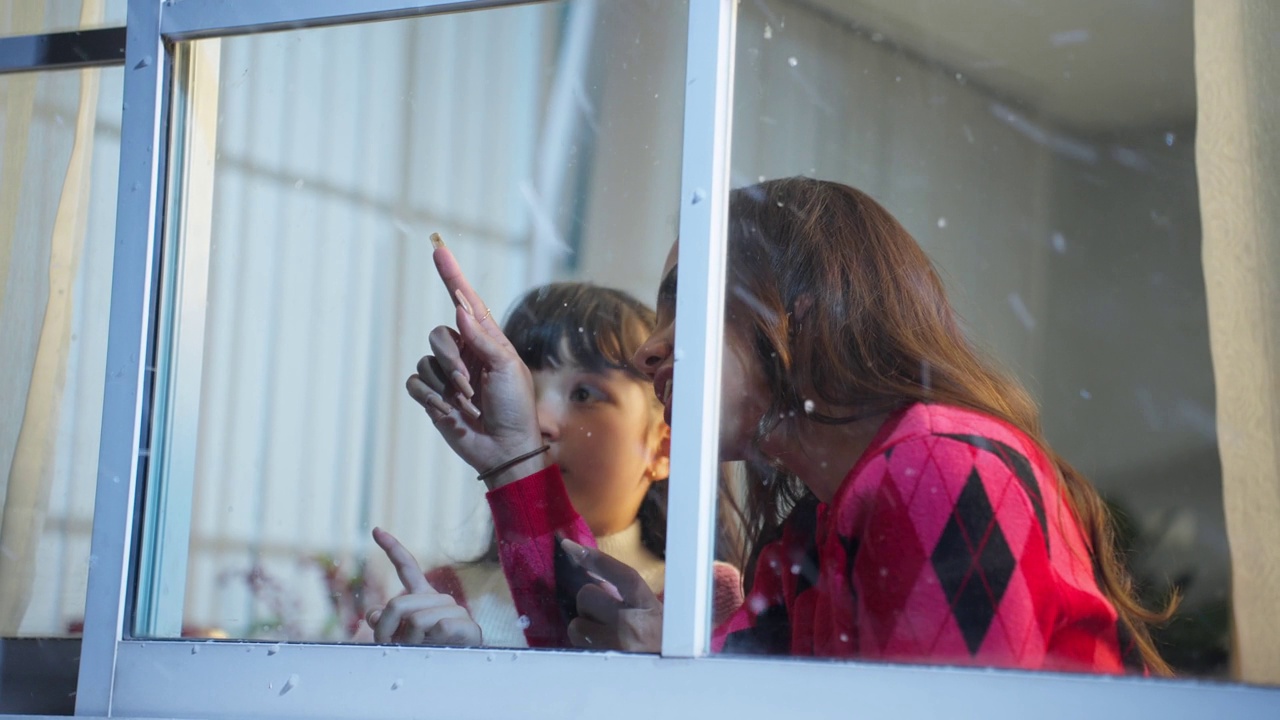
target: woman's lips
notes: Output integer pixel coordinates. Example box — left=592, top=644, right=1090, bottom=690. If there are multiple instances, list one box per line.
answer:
left=654, top=370, right=674, bottom=425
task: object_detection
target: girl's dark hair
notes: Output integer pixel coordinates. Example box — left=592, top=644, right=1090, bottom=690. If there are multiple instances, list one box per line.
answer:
left=726, top=177, right=1175, bottom=674
left=475, top=282, right=744, bottom=568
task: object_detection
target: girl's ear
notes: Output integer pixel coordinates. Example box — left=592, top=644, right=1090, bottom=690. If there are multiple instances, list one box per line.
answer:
left=647, top=423, right=671, bottom=481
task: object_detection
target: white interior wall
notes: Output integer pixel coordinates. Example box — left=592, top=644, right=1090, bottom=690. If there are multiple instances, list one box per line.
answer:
left=182, top=8, right=554, bottom=640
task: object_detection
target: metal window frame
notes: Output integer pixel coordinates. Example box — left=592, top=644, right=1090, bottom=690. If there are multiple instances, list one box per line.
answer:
left=0, top=27, right=127, bottom=74
left=10, top=0, right=1269, bottom=717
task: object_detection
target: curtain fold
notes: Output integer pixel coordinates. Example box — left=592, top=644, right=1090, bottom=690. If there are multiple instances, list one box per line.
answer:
left=0, top=0, right=103, bottom=635
left=1194, top=0, right=1280, bottom=685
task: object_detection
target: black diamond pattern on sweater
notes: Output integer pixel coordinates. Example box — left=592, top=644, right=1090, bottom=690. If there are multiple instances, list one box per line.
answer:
left=930, top=468, right=1016, bottom=655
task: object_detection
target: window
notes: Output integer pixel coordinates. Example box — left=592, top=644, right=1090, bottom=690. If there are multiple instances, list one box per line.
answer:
left=2, top=1, right=1278, bottom=718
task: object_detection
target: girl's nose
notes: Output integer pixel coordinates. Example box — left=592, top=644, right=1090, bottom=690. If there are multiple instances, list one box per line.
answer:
left=536, top=399, right=561, bottom=442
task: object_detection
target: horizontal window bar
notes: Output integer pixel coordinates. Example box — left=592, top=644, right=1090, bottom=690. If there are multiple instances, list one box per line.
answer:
left=0, top=28, right=126, bottom=74
left=109, top=640, right=1280, bottom=719
left=160, top=0, right=535, bottom=40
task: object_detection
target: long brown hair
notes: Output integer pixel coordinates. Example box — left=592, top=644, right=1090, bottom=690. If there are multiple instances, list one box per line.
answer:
left=725, top=177, right=1175, bottom=674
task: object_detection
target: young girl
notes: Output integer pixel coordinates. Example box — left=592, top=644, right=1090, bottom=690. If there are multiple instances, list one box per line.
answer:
left=366, top=283, right=742, bottom=648
left=407, top=179, right=1173, bottom=673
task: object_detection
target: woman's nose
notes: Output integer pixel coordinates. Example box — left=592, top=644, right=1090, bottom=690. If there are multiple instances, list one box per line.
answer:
left=631, top=327, right=672, bottom=376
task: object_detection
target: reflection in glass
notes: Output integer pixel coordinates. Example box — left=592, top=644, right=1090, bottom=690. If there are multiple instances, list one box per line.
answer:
left=721, top=0, right=1229, bottom=677
left=0, top=65, right=122, bottom=637
left=141, top=0, right=687, bottom=647
left=0, top=0, right=127, bottom=40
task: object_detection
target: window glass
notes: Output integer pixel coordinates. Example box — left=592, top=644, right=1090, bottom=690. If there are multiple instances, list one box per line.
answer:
left=138, top=0, right=689, bottom=651
left=708, top=0, right=1256, bottom=681
left=0, top=64, right=122, bottom=639
left=0, top=0, right=126, bottom=39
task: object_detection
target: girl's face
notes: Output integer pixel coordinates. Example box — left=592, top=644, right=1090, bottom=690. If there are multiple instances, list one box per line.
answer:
left=632, top=242, right=768, bottom=462
left=531, top=364, right=669, bottom=538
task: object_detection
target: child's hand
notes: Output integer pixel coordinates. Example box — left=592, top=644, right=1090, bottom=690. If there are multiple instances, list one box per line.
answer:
left=365, top=527, right=482, bottom=646
left=560, top=538, right=663, bottom=653
left=406, top=239, right=548, bottom=488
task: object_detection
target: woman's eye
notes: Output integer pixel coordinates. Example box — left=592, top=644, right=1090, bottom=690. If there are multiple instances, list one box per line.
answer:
left=569, top=385, right=602, bottom=403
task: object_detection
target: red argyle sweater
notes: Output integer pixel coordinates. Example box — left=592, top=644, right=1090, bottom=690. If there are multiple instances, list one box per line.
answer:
left=491, top=403, right=1136, bottom=672
left=714, top=403, right=1136, bottom=672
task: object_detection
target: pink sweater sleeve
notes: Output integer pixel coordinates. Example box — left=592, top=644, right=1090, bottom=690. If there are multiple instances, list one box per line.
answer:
left=485, top=465, right=595, bottom=648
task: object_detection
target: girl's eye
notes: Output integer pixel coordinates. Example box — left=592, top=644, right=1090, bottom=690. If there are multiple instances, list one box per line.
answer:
left=569, top=385, right=604, bottom=403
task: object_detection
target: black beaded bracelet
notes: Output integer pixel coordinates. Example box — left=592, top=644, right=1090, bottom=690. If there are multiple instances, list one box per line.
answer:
left=476, top=444, right=551, bottom=482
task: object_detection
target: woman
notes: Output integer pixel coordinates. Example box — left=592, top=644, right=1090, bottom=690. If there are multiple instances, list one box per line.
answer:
left=408, top=179, right=1173, bottom=674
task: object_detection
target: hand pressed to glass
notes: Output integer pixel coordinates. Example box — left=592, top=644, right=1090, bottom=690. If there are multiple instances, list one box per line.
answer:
left=403, top=241, right=551, bottom=489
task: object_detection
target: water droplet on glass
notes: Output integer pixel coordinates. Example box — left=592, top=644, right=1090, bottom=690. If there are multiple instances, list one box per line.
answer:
left=936, top=217, right=947, bottom=229
left=191, top=645, right=199, bottom=654
left=803, top=399, right=815, bottom=414
left=879, top=567, right=888, bottom=577
left=134, top=56, right=152, bottom=70
left=790, top=564, right=801, bottom=575
left=391, top=678, right=403, bottom=690
left=691, top=188, right=706, bottom=205
left=268, top=643, right=280, bottom=656
left=1051, top=232, right=1067, bottom=254
left=787, top=57, right=798, bottom=67
left=1165, top=132, right=1176, bottom=147
left=673, top=348, right=685, bottom=361
left=1007, top=292, right=1037, bottom=330
left=1080, top=389, right=1092, bottom=400
left=517, top=615, right=531, bottom=630
left=294, top=179, right=305, bottom=189
left=871, top=32, right=884, bottom=42
left=840, top=633, right=850, bottom=642
left=280, top=674, right=299, bottom=696
left=763, top=25, right=773, bottom=39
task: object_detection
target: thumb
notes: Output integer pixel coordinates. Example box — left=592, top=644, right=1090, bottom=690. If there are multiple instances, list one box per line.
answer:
left=560, top=538, right=658, bottom=610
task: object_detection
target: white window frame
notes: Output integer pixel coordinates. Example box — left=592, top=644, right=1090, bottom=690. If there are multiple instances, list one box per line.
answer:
left=0, top=0, right=1254, bottom=717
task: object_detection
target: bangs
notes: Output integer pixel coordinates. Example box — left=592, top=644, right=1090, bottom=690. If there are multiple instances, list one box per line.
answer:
left=503, top=283, right=656, bottom=379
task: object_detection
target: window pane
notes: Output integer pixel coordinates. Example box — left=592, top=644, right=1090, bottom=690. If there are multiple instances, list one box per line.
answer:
left=709, top=0, right=1256, bottom=681
left=138, top=0, right=688, bottom=651
left=0, top=64, right=122, bottom=639
left=0, top=0, right=126, bottom=39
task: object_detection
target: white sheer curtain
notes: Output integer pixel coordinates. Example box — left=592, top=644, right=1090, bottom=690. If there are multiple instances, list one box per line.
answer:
left=0, top=0, right=107, bottom=636
left=1194, top=0, right=1280, bottom=685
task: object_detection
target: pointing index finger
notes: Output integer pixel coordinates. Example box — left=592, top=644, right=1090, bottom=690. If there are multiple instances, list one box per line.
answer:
left=373, top=527, right=433, bottom=594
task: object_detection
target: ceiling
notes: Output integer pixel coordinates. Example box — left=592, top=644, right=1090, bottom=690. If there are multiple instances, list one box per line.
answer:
left=800, top=0, right=1197, bottom=133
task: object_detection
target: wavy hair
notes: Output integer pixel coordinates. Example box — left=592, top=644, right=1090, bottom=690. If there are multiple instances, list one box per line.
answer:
left=725, top=177, right=1175, bottom=674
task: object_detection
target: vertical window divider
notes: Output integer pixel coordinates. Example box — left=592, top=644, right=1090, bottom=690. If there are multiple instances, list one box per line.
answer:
left=660, top=0, right=737, bottom=660
left=75, top=0, right=170, bottom=713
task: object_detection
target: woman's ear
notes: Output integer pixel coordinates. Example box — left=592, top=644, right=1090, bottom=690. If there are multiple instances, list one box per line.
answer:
left=647, top=423, right=671, bottom=481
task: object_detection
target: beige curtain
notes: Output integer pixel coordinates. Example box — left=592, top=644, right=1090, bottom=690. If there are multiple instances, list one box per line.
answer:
left=1195, top=0, right=1280, bottom=685
left=0, top=0, right=103, bottom=634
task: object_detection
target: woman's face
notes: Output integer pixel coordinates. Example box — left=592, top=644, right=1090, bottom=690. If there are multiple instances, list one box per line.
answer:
left=531, top=363, right=669, bottom=537
left=631, top=241, right=768, bottom=461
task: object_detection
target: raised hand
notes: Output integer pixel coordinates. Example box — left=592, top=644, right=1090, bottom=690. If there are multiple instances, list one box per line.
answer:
left=365, top=527, right=482, bottom=646
left=405, top=236, right=548, bottom=488
left=560, top=538, right=663, bottom=653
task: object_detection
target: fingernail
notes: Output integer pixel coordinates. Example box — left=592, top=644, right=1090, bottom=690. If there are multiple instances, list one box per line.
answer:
left=560, top=538, right=587, bottom=559
left=589, top=572, right=625, bottom=603
left=430, top=232, right=446, bottom=250
left=426, top=394, right=454, bottom=416
left=454, top=289, right=475, bottom=316
left=458, top=394, right=482, bottom=419
left=452, top=370, right=475, bottom=399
